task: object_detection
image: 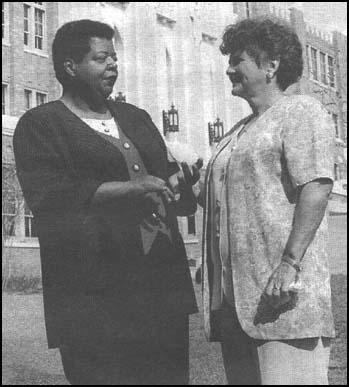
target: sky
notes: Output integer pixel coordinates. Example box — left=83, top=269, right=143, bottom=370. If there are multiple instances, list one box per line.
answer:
left=292, top=2, right=347, bottom=35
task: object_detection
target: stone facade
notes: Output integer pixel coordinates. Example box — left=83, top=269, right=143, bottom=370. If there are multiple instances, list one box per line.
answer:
left=2, top=2, right=347, bottom=279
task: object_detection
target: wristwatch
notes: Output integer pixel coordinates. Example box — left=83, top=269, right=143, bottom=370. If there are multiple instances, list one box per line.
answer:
left=281, top=254, right=302, bottom=272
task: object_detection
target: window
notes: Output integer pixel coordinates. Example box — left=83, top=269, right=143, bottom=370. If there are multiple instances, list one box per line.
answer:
left=246, top=2, right=252, bottom=18
left=24, top=89, right=47, bottom=109
left=306, top=45, right=311, bottom=76
left=332, top=113, right=339, bottom=138
left=2, top=2, right=5, bottom=39
left=310, top=47, right=318, bottom=81
left=187, top=215, right=196, bottom=235
left=24, top=4, right=30, bottom=46
left=245, top=2, right=250, bottom=18
left=24, top=202, right=37, bottom=237
left=2, top=83, right=8, bottom=115
left=36, top=92, right=47, bottom=106
left=2, top=164, right=18, bottom=237
left=24, top=89, right=32, bottom=110
left=34, top=8, right=44, bottom=49
left=328, top=56, right=335, bottom=88
left=334, top=164, right=339, bottom=180
left=320, top=52, right=327, bottom=85
left=23, top=2, right=46, bottom=51
left=2, top=189, right=17, bottom=237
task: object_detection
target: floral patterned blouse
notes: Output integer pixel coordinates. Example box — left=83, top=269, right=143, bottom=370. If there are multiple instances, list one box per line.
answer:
left=202, top=94, right=336, bottom=341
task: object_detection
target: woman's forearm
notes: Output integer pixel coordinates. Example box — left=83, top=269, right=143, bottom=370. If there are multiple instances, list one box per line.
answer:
left=283, top=179, right=333, bottom=262
left=91, top=181, right=142, bottom=205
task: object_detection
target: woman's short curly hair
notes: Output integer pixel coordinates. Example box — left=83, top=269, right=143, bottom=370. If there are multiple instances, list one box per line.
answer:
left=220, top=17, right=303, bottom=91
left=52, top=19, right=115, bottom=88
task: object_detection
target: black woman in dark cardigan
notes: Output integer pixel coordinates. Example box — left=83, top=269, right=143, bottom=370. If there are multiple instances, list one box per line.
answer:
left=13, top=19, right=200, bottom=385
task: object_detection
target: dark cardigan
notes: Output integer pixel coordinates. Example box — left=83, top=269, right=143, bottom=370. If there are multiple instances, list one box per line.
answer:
left=13, top=100, right=197, bottom=349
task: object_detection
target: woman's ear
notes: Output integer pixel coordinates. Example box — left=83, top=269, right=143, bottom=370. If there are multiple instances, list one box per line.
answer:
left=267, top=58, right=280, bottom=78
left=63, top=58, right=77, bottom=79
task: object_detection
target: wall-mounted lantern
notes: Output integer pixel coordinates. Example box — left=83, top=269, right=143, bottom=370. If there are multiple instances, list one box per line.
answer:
left=163, top=104, right=179, bottom=135
left=208, top=117, right=224, bottom=145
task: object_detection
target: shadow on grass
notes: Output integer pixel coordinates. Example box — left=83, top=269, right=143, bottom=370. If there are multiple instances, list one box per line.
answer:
left=6, top=364, right=68, bottom=386
left=3, top=276, right=42, bottom=294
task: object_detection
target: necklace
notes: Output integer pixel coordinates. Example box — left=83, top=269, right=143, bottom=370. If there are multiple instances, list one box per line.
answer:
left=101, top=120, right=111, bottom=133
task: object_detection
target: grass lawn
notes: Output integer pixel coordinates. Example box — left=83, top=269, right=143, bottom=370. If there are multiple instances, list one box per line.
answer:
left=2, top=215, right=347, bottom=384
left=2, top=275, right=347, bottom=385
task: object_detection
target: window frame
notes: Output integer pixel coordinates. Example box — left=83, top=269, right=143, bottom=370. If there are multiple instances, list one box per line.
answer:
left=308, top=45, right=336, bottom=89
left=334, top=163, right=339, bottom=180
left=306, top=45, right=311, bottom=77
left=24, top=87, right=47, bottom=109
left=2, top=166, right=18, bottom=238
left=332, top=113, right=339, bottom=138
left=310, top=47, right=318, bottom=81
left=24, top=89, right=32, bottom=110
left=23, top=3, right=30, bottom=46
left=36, top=91, right=47, bottom=106
left=327, top=55, right=336, bottom=89
left=319, top=51, right=328, bottom=85
left=187, top=214, right=196, bottom=236
left=24, top=201, right=37, bottom=238
left=23, top=2, right=47, bottom=53
left=34, top=6, right=44, bottom=50
left=245, top=2, right=250, bottom=18
left=2, top=82, right=9, bottom=115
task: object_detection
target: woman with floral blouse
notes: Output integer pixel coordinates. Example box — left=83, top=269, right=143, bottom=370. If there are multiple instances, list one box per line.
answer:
left=199, top=17, right=336, bottom=385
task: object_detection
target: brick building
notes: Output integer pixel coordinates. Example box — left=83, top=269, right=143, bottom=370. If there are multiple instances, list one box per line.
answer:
left=234, top=2, right=347, bottom=194
left=2, top=2, right=347, bottom=280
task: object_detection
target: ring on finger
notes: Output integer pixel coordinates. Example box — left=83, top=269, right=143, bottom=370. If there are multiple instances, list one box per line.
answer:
left=273, top=285, right=281, bottom=293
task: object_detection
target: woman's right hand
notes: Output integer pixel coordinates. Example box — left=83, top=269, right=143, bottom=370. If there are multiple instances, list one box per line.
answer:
left=132, top=175, right=175, bottom=203
left=92, top=177, right=175, bottom=206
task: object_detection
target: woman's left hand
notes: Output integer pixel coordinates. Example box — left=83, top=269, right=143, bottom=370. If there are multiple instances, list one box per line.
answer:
left=180, top=158, right=204, bottom=187
left=264, top=262, right=298, bottom=309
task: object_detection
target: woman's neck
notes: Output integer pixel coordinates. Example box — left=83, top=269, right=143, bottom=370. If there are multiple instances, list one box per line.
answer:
left=248, top=87, right=285, bottom=116
left=61, top=86, right=109, bottom=115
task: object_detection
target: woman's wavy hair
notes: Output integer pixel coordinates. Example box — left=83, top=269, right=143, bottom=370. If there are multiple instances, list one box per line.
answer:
left=220, top=17, right=303, bottom=91
left=52, top=19, right=115, bottom=88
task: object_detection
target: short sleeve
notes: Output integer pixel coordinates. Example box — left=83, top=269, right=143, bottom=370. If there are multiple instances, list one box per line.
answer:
left=281, top=96, right=335, bottom=188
